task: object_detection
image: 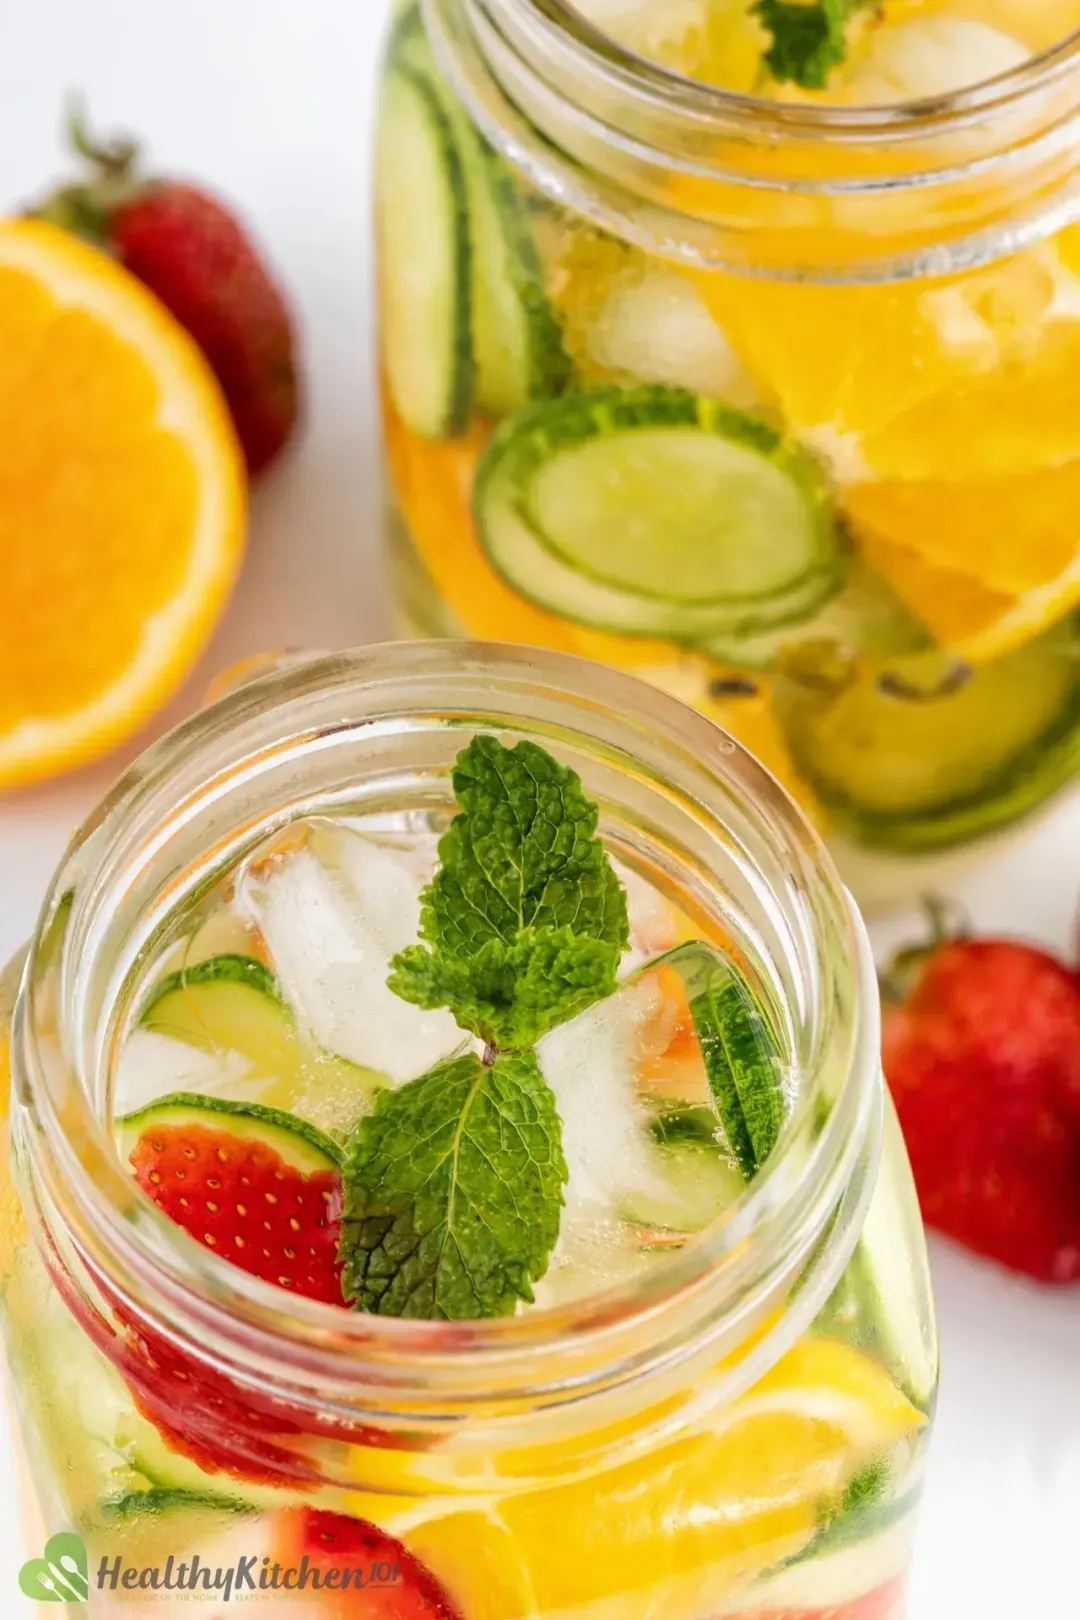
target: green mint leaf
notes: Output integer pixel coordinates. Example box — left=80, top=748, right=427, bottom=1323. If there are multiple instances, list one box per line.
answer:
left=753, top=0, right=870, bottom=90
left=339, top=1049, right=566, bottom=1319
left=389, top=735, right=629, bottom=1044
left=389, top=927, right=620, bottom=1050
left=690, top=963, right=785, bottom=1180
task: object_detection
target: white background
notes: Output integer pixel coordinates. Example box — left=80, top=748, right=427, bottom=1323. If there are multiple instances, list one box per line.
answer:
left=0, top=2, right=1078, bottom=1612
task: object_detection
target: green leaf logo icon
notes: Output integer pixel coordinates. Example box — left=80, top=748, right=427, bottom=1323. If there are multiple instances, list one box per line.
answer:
left=18, top=1533, right=88, bottom=1602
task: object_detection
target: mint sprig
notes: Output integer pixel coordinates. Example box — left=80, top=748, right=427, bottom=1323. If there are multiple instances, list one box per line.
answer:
left=753, top=0, right=873, bottom=91
left=389, top=734, right=629, bottom=1046
left=339, top=1049, right=565, bottom=1318
left=339, top=735, right=629, bottom=1319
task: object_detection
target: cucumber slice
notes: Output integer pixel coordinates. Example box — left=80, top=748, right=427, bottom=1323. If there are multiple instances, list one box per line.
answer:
left=390, top=5, right=570, bottom=413
left=140, top=956, right=293, bottom=1072
left=688, top=957, right=787, bottom=1181
left=700, top=558, right=932, bottom=671
left=851, top=1099, right=939, bottom=1411
left=462, top=133, right=571, bottom=414
left=474, top=387, right=841, bottom=639
left=3, top=1243, right=285, bottom=1520
left=118, top=1093, right=342, bottom=1176
left=620, top=1139, right=744, bottom=1235
left=138, top=954, right=385, bottom=1137
left=377, top=61, right=472, bottom=438
left=87, top=1488, right=256, bottom=1569
left=775, top=618, right=1080, bottom=852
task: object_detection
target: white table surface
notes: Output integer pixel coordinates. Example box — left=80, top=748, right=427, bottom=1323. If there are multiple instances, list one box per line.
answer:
left=1, top=2, right=1078, bottom=1612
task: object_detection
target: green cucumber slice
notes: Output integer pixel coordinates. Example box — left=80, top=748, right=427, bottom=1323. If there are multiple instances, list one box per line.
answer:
left=3, top=1243, right=285, bottom=1520
left=688, top=958, right=787, bottom=1181
left=474, top=387, right=841, bottom=639
left=775, top=618, right=1080, bottom=852
left=850, top=1099, right=939, bottom=1411
left=140, top=956, right=292, bottom=1072
left=390, top=5, right=570, bottom=413
left=700, top=558, right=932, bottom=671
left=620, top=1138, right=744, bottom=1235
left=377, top=61, right=472, bottom=438
left=138, top=954, right=385, bottom=1138
left=118, top=1093, right=342, bottom=1177
left=87, top=1488, right=257, bottom=1569
left=462, top=132, right=571, bottom=414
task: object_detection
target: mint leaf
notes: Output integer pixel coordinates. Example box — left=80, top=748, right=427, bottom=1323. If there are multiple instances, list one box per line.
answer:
left=690, top=964, right=785, bottom=1179
left=389, top=926, right=620, bottom=1050
left=339, top=1049, right=566, bottom=1318
left=753, top=0, right=870, bottom=90
left=389, top=735, right=629, bottom=1045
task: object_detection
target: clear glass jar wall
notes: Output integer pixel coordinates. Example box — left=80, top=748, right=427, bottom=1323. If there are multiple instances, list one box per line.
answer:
left=377, top=0, right=1080, bottom=898
left=0, top=645, right=937, bottom=1618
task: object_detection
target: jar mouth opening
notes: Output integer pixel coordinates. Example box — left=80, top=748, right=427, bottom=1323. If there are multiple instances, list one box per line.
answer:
left=520, top=0, right=1080, bottom=135
left=14, top=642, right=880, bottom=1398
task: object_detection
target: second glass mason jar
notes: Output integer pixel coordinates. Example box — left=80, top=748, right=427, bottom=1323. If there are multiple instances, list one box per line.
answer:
left=376, top=0, right=1080, bottom=899
left=0, top=644, right=936, bottom=1618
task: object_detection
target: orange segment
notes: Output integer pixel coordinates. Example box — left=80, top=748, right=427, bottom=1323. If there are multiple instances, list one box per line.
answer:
left=0, top=220, right=245, bottom=790
left=697, top=242, right=1080, bottom=660
left=847, top=462, right=1080, bottom=598
left=398, top=1339, right=924, bottom=1620
left=855, top=530, right=1018, bottom=649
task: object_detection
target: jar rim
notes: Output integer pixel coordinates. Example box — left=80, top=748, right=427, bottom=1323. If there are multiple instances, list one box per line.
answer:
left=491, top=0, right=1080, bottom=136
left=11, top=641, right=881, bottom=1418
left=426, top=0, right=1080, bottom=280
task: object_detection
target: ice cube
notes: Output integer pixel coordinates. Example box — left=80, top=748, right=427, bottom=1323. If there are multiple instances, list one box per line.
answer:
left=574, top=0, right=706, bottom=68
left=845, top=18, right=1027, bottom=105
left=236, top=831, right=463, bottom=1084
left=114, top=1030, right=253, bottom=1114
left=613, top=856, right=682, bottom=976
left=586, top=268, right=759, bottom=407
left=538, top=973, right=672, bottom=1216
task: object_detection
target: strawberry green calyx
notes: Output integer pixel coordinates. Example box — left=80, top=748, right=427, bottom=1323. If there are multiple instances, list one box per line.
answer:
left=340, top=734, right=631, bottom=1320
left=28, top=101, right=153, bottom=246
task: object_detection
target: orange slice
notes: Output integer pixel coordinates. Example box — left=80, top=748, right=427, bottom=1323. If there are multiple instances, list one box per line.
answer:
left=697, top=243, right=1080, bottom=660
left=0, top=219, right=245, bottom=789
left=393, top=1339, right=924, bottom=1620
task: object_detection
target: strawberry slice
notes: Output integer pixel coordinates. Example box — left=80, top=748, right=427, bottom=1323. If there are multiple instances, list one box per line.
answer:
left=50, top=1094, right=420, bottom=1487
left=274, top=1509, right=462, bottom=1618
left=121, top=1093, right=345, bottom=1304
left=745, top=1576, right=907, bottom=1619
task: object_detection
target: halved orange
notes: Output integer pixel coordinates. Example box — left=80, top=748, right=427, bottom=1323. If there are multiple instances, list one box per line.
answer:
left=0, top=219, right=246, bottom=790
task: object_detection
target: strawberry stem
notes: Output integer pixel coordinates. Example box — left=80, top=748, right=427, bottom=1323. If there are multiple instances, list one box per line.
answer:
left=66, top=94, right=139, bottom=180
left=879, top=893, right=970, bottom=1004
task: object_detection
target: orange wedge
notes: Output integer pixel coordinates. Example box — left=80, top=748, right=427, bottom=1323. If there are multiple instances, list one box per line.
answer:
left=0, top=219, right=245, bottom=790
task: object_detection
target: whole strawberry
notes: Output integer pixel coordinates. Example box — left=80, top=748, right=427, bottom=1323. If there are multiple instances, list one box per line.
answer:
left=882, top=919, right=1080, bottom=1283
left=32, top=106, right=299, bottom=476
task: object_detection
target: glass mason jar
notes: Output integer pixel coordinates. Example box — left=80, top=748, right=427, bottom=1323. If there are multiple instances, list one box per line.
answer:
left=376, top=0, right=1080, bottom=905
left=0, top=644, right=936, bottom=1619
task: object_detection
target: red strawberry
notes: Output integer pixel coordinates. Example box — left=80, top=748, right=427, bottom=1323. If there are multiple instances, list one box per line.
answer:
left=748, top=1576, right=906, bottom=1619
left=274, top=1509, right=462, bottom=1618
left=129, top=1117, right=344, bottom=1304
left=882, top=928, right=1080, bottom=1282
left=32, top=106, right=298, bottom=475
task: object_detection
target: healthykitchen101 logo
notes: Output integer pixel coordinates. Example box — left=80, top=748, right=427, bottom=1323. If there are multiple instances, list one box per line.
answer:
left=20, top=1528, right=406, bottom=1604
left=19, top=1533, right=89, bottom=1602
